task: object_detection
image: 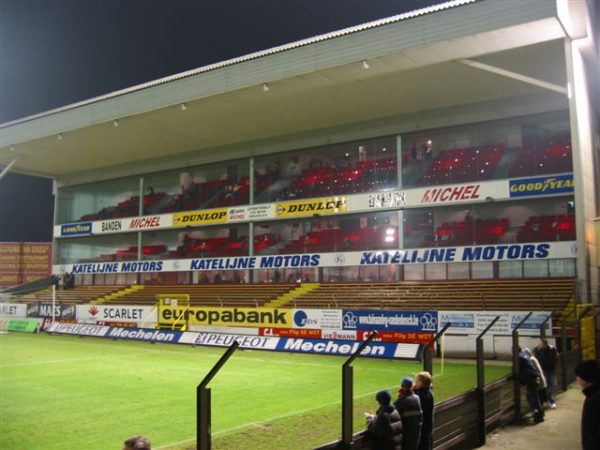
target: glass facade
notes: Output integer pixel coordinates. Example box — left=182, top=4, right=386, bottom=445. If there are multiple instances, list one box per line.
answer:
left=57, top=110, right=577, bottom=284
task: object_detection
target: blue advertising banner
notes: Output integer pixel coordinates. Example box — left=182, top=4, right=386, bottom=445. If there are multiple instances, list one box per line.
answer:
left=276, top=337, right=401, bottom=358
left=106, top=327, right=182, bottom=343
left=60, top=222, right=92, bottom=236
left=341, top=310, right=438, bottom=333
left=509, top=174, right=574, bottom=198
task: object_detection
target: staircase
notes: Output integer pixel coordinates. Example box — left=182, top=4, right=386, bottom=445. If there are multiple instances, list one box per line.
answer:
left=263, top=283, right=320, bottom=308
left=91, top=285, right=144, bottom=304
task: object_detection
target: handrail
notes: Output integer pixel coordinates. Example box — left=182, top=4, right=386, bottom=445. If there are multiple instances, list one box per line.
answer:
left=172, top=305, right=189, bottom=330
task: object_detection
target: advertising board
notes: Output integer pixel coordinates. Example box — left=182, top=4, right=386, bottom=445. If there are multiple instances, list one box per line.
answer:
left=342, top=310, right=438, bottom=333
left=438, top=310, right=553, bottom=336
left=158, top=306, right=293, bottom=328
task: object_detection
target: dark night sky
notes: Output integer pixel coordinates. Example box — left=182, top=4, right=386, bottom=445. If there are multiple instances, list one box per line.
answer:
left=0, top=0, right=439, bottom=242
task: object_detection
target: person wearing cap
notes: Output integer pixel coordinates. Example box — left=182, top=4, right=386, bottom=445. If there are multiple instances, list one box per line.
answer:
left=123, top=436, right=151, bottom=450
left=394, top=377, right=422, bottom=450
left=413, top=371, right=434, bottom=450
left=365, top=390, right=403, bottom=450
left=574, top=359, right=600, bottom=450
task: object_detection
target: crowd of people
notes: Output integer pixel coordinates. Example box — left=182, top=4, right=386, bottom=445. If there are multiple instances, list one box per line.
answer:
left=365, top=371, right=434, bottom=450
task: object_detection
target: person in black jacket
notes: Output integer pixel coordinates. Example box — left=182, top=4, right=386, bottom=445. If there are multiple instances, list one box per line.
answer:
left=414, top=371, right=434, bottom=450
left=575, top=360, right=600, bottom=450
left=534, top=338, right=559, bottom=408
left=365, top=390, right=403, bottom=450
left=394, top=377, right=422, bottom=450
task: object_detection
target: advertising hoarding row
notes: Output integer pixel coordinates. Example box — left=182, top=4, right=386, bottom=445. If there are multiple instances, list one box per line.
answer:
left=0, top=242, right=52, bottom=287
left=54, top=241, right=577, bottom=275
left=55, top=174, right=574, bottom=238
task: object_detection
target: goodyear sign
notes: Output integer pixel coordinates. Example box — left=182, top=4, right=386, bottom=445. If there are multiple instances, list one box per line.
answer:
left=509, top=174, right=574, bottom=197
left=61, top=222, right=92, bottom=236
left=159, top=306, right=293, bottom=327
left=173, top=208, right=228, bottom=227
left=275, top=197, right=346, bottom=217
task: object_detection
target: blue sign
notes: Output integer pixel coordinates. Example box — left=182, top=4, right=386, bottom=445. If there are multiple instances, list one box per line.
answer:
left=61, top=222, right=92, bottom=236
left=107, top=327, right=182, bottom=343
left=276, top=337, right=400, bottom=359
left=341, top=310, right=438, bottom=333
left=439, top=312, right=475, bottom=328
left=509, top=174, right=574, bottom=197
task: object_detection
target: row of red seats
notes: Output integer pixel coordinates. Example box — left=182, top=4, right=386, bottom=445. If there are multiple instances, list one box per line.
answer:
left=509, top=142, right=571, bottom=177
left=517, top=214, right=575, bottom=242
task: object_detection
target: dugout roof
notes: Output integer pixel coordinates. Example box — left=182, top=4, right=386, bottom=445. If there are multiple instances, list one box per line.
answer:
left=0, top=0, right=591, bottom=180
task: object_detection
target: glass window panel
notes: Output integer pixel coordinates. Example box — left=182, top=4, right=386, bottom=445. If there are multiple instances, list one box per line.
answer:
left=57, top=177, right=139, bottom=224
left=55, top=234, right=138, bottom=265
left=523, top=260, right=549, bottom=278
left=448, top=262, right=469, bottom=280
left=425, top=263, right=446, bottom=280
left=471, top=262, right=493, bottom=279
left=548, top=259, right=576, bottom=277
left=404, top=264, right=425, bottom=281
left=499, top=261, right=523, bottom=278
left=254, top=136, right=397, bottom=203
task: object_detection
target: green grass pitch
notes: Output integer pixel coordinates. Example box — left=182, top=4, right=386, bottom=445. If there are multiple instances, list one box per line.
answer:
left=0, top=332, right=510, bottom=450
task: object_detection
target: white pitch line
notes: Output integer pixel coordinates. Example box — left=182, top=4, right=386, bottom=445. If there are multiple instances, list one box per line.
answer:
left=1, top=356, right=102, bottom=368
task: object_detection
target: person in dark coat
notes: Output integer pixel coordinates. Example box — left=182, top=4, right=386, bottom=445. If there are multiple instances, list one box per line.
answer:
left=575, top=360, right=600, bottom=450
left=123, top=435, right=151, bottom=450
left=414, top=371, right=434, bottom=450
left=394, top=377, right=422, bottom=450
left=365, top=390, right=403, bottom=450
left=534, top=338, right=559, bottom=408
left=518, top=348, right=544, bottom=423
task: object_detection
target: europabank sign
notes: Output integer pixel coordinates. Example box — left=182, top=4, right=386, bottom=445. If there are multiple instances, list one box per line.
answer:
left=76, top=305, right=155, bottom=323
left=55, top=241, right=577, bottom=275
left=0, top=242, right=52, bottom=287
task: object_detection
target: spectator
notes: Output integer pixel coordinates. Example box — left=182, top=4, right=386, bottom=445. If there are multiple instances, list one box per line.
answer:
left=518, top=348, right=544, bottom=423
left=523, top=348, right=547, bottom=413
left=365, top=390, right=402, bottom=450
left=575, top=360, right=600, bottom=450
left=123, top=436, right=151, bottom=450
left=394, top=377, right=422, bottom=450
left=534, top=338, right=559, bottom=409
left=413, top=371, right=434, bottom=450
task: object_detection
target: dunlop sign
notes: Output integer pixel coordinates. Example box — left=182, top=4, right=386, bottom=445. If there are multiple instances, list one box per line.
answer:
left=173, top=208, right=228, bottom=227
left=275, top=197, right=346, bottom=218
left=160, top=306, right=293, bottom=327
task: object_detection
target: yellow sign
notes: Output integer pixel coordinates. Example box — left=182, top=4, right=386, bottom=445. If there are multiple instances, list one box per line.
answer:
left=581, top=315, right=597, bottom=361
left=159, top=306, right=293, bottom=328
left=172, top=208, right=228, bottom=227
left=596, top=220, right=600, bottom=267
left=275, top=197, right=346, bottom=218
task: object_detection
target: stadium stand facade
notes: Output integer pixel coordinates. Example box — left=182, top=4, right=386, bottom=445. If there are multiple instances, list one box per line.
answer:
left=1, top=0, right=599, bottom=306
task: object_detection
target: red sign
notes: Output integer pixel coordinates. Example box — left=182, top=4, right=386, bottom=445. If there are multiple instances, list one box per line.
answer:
left=358, top=330, right=433, bottom=343
left=129, top=216, right=161, bottom=229
left=0, top=242, right=52, bottom=287
left=259, top=328, right=322, bottom=338
left=421, top=184, right=480, bottom=204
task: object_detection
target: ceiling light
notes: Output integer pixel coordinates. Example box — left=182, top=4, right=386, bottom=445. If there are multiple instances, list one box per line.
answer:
left=262, top=83, right=270, bottom=92
left=180, top=103, right=187, bottom=111
left=113, top=120, right=119, bottom=127
left=362, top=60, right=370, bottom=70
left=57, top=133, right=63, bottom=140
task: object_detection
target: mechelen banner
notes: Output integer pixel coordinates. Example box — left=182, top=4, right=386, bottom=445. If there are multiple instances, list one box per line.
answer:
left=46, top=323, right=421, bottom=360
left=54, top=241, right=577, bottom=275
left=438, top=310, right=553, bottom=336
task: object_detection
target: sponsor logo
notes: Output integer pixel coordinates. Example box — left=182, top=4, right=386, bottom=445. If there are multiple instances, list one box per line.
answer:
left=109, top=327, right=179, bottom=342
left=322, top=330, right=356, bottom=340
left=71, top=261, right=164, bottom=274
left=368, top=191, right=406, bottom=208
left=26, top=303, right=76, bottom=319
left=0, top=304, right=21, bottom=316
left=88, top=306, right=99, bottom=317
left=509, top=174, right=574, bottom=197
left=61, top=222, right=92, bottom=236
left=280, top=338, right=390, bottom=357
left=259, top=327, right=321, bottom=338
left=421, top=184, right=480, bottom=204
left=50, top=323, right=109, bottom=336
left=228, top=208, right=246, bottom=221
left=173, top=209, right=228, bottom=226
left=357, top=330, right=433, bottom=343
left=101, top=220, right=122, bottom=232
left=160, top=307, right=292, bottom=327
left=275, top=198, right=346, bottom=217
left=129, top=216, right=161, bottom=229
left=420, top=313, right=438, bottom=331
left=342, top=310, right=438, bottom=333
left=194, top=333, right=276, bottom=349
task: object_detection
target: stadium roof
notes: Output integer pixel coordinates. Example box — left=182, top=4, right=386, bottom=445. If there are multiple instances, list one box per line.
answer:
left=0, top=0, right=591, bottom=180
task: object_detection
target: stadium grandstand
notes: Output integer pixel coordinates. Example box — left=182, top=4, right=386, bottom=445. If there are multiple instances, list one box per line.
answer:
left=0, top=1, right=599, bottom=448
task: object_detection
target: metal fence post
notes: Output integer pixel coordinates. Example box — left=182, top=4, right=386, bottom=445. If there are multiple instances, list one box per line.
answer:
left=423, top=323, right=451, bottom=375
left=512, top=312, right=532, bottom=422
left=476, top=316, right=500, bottom=446
left=560, top=310, right=576, bottom=392
left=341, top=332, right=377, bottom=449
left=197, top=341, right=239, bottom=450
left=539, top=312, right=554, bottom=340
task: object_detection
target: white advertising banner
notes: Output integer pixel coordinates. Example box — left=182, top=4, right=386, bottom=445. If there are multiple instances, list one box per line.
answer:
left=290, top=309, right=343, bottom=330
left=179, top=332, right=280, bottom=350
left=76, top=304, right=155, bottom=323
left=54, top=241, right=577, bottom=275
left=0, top=303, right=27, bottom=317
left=438, top=310, right=553, bottom=336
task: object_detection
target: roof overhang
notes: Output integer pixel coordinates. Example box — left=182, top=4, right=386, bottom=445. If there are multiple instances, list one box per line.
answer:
left=0, top=0, right=578, bottom=179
